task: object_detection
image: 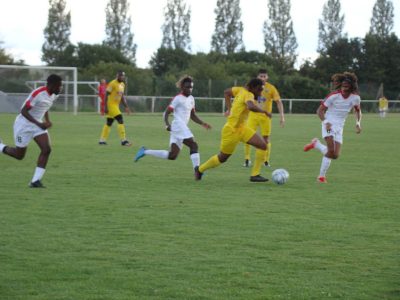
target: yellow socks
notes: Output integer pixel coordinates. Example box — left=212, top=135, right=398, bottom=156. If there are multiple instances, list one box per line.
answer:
left=244, top=143, right=251, bottom=160
left=251, top=149, right=265, bottom=176
left=117, top=124, right=126, bottom=141
left=100, top=125, right=111, bottom=141
left=199, top=155, right=221, bottom=173
left=265, top=142, right=271, bottom=163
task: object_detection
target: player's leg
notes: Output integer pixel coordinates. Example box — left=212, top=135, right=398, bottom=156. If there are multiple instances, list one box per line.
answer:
left=183, top=138, right=200, bottom=169
left=243, top=117, right=257, bottom=167
left=246, top=132, right=268, bottom=182
left=1, top=119, right=30, bottom=160
left=30, top=133, right=51, bottom=187
left=99, top=118, right=114, bottom=144
left=115, top=114, right=132, bottom=146
left=1, top=144, right=27, bottom=160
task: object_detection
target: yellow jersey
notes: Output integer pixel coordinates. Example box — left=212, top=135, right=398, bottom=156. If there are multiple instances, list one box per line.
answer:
left=226, top=87, right=256, bottom=128
left=257, top=82, right=280, bottom=113
left=379, top=97, right=388, bottom=110
left=106, top=79, right=125, bottom=107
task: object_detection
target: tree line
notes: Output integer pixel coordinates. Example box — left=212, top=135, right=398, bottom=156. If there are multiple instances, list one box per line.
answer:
left=0, top=0, right=399, bottom=101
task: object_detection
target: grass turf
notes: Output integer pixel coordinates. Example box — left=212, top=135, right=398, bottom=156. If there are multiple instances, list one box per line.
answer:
left=0, top=112, right=399, bottom=299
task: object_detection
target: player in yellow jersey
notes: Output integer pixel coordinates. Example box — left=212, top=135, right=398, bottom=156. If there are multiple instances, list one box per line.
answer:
left=99, top=71, right=132, bottom=146
left=236, top=69, right=285, bottom=168
left=378, top=96, right=388, bottom=118
left=195, top=78, right=271, bottom=182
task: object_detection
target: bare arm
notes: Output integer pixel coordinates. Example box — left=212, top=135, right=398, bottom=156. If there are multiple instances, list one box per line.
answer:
left=317, top=104, right=331, bottom=132
left=354, top=106, right=362, bottom=134
left=190, top=110, right=211, bottom=129
left=246, top=100, right=272, bottom=118
left=121, top=95, right=131, bottom=114
left=223, top=88, right=233, bottom=116
left=163, top=107, right=173, bottom=131
left=21, top=105, right=51, bottom=130
left=276, top=100, right=285, bottom=127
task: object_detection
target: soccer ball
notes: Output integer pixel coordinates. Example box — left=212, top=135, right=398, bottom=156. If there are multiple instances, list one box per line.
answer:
left=271, top=168, right=289, bottom=185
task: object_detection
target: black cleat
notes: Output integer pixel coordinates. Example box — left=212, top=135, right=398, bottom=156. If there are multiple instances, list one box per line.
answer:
left=250, top=175, right=269, bottom=182
left=121, top=140, right=132, bottom=147
left=194, top=166, right=203, bottom=181
left=99, top=141, right=107, bottom=145
left=29, top=180, right=45, bottom=188
left=264, top=161, right=271, bottom=167
left=243, top=159, right=251, bottom=167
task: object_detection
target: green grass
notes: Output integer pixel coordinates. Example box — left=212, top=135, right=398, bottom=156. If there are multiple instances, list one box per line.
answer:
left=0, top=112, right=399, bottom=299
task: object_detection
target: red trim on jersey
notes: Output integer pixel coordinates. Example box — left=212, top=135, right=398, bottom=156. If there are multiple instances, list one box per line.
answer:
left=25, top=100, right=32, bottom=109
left=322, top=90, right=341, bottom=106
left=32, top=86, right=48, bottom=98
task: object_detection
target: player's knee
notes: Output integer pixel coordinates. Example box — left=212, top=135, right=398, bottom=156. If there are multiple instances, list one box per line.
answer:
left=168, top=153, right=178, bottom=160
left=15, top=152, right=25, bottom=160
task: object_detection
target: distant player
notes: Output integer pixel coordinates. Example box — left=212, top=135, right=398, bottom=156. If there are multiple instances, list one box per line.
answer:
left=378, top=96, right=388, bottom=118
left=99, top=70, right=132, bottom=146
left=195, top=78, right=270, bottom=182
left=0, top=74, right=63, bottom=188
left=241, top=68, right=285, bottom=168
left=134, top=75, right=211, bottom=177
left=303, top=72, right=362, bottom=183
left=98, top=78, right=107, bottom=115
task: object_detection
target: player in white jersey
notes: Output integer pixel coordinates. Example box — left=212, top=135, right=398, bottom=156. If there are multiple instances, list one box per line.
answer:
left=0, top=74, right=62, bottom=188
left=303, top=72, right=362, bottom=183
left=134, top=75, right=211, bottom=177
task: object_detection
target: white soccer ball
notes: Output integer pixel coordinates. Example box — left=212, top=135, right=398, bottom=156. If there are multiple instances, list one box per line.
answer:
left=271, top=168, right=289, bottom=185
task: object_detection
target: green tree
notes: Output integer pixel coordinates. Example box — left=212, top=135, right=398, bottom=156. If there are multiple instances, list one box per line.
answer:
left=318, top=0, right=347, bottom=54
left=41, top=0, right=72, bottom=65
left=74, top=43, right=131, bottom=69
left=263, top=0, right=298, bottom=74
left=149, top=47, right=191, bottom=77
left=211, top=0, right=244, bottom=54
left=369, top=0, right=394, bottom=37
left=104, top=0, right=137, bottom=64
left=0, top=41, right=24, bottom=65
left=161, top=0, right=191, bottom=51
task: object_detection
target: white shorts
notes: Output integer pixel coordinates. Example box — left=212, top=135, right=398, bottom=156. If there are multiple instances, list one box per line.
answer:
left=169, top=125, right=194, bottom=149
left=13, top=115, right=48, bottom=147
left=321, top=122, right=343, bottom=144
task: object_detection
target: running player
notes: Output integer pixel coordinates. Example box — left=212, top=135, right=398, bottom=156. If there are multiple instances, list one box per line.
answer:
left=195, top=78, right=270, bottom=182
left=99, top=70, right=132, bottom=146
left=0, top=74, right=63, bottom=188
left=241, top=69, right=285, bottom=167
left=134, top=75, right=211, bottom=176
left=303, top=72, right=362, bottom=183
left=378, top=96, right=388, bottom=118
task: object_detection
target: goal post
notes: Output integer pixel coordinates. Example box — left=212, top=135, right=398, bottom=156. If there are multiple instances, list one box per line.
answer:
left=0, top=65, right=78, bottom=115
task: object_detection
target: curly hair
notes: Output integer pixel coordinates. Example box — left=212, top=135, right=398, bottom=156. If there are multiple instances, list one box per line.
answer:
left=342, top=72, right=359, bottom=93
left=176, top=75, right=193, bottom=89
left=331, top=73, right=345, bottom=90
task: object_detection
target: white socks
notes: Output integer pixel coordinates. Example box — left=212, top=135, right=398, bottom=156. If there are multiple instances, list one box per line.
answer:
left=315, top=140, right=327, bottom=155
left=144, top=149, right=169, bottom=159
left=190, top=153, right=200, bottom=169
left=32, top=167, right=46, bottom=183
left=319, top=156, right=332, bottom=177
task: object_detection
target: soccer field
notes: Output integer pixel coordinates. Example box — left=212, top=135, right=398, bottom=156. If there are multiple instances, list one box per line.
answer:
left=0, top=112, right=399, bottom=299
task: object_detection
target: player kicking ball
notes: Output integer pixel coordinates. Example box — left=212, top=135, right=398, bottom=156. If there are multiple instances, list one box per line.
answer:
left=304, top=72, right=362, bottom=183
left=0, top=74, right=63, bottom=188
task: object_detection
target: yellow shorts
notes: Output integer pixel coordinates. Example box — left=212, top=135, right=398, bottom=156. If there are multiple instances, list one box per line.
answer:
left=220, top=124, right=256, bottom=154
left=247, top=114, right=271, bottom=136
left=106, top=104, right=121, bottom=118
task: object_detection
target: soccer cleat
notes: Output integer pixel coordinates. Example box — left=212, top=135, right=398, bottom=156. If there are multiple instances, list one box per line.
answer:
left=250, top=175, right=269, bottom=182
left=317, top=176, right=328, bottom=183
left=99, top=141, right=107, bottom=145
left=243, top=159, right=251, bottom=167
left=264, top=161, right=271, bottom=167
left=29, top=180, right=45, bottom=188
left=303, top=138, right=318, bottom=152
left=134, top=146, right=146, bottom=162
left=194, top=166, right=203, bottom=180
left=121, top=140, right=132, bottom=147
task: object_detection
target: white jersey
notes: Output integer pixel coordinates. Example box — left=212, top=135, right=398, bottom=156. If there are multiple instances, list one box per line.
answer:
left=20, top=86, right=58, bottom=122
left=168, top=94, right=195, bottom=131
left=322, top=91, right=361, bottom=126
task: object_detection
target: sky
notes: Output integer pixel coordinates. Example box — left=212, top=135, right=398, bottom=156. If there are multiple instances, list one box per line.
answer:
left=0, top=0, right=399, bottom=68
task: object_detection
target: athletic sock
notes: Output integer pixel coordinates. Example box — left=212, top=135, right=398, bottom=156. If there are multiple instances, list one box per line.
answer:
left=0, top=143, right=6, bottom=153
left=199, top=155, right=221, bottom=173
left=265, top=142, right=271, bottom=163
left=32, top=167, right=46, bottom=183
left=244, top=143, right=251, bottom=161
left=315, top=140, right=328, bottom=155
left=117, top=124, right=126, bottom=140
left=144, top=149, right=169, bottom=159
left=100, top=125, right=111, bottom=141
left=251, top=149, right=265, bottom=176
left=190, top=152, right=200, bottom=169
left=319, top=156, right=332, bottom=177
